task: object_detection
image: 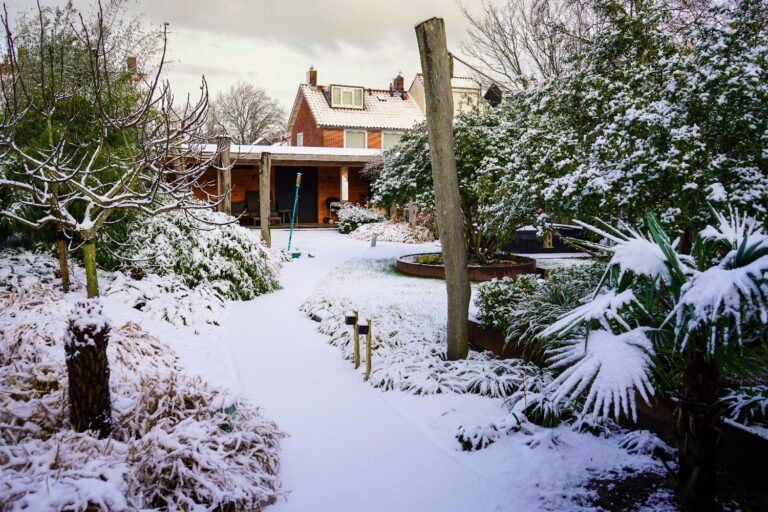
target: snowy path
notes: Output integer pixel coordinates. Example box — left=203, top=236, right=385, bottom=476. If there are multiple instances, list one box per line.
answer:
left=126, top=229, right=657, bottom=512
left=221, top=230, right=513, bottom=512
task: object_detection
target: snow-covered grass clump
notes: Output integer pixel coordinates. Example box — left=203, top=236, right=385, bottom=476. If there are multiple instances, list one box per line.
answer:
left=0, top=287, right=284, bottom=510
left=301, top=259, right=543, bottom=399
left=474, top=262, right=605, bottom=362
left=0, top=250, right=225, bottom=328
left=350, top=221, right=434, bottom=243
left=123, top=207, right=281, bottom=300
left=0, top=250, right=84, bottom=293
left=336, top=203, right=386, bottom=234
left=103, top=271, right=226, bottom=327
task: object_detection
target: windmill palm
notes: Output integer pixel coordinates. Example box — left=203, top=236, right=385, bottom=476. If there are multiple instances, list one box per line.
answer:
left=542, top=206, right=768, bottom=509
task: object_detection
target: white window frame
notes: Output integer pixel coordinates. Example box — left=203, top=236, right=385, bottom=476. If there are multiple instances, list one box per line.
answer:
left=344, top=129, right=367, bottom=149
left=296, top=132, right=304, bottom=147
left=331, top=85, right=364, bottom=109
left=382, top=131, right=404, bottom=150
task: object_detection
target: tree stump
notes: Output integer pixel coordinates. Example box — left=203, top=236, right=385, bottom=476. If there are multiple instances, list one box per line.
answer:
left=64, top=299, right=113, bottom=438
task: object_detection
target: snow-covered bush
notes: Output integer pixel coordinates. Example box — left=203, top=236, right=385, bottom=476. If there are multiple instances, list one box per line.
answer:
left=123, top=207, right=281, bottom=301
left=0, top=288, right=284, bottom=510
left=0, top=250, right=84, bottom=293
left=474, top=262, right=605, bottom=361
left=336, top=203, right=385, bottom=234
left=478, top=0, right=768, bottom=240
left=301, top=293, right=544, bottom=399
left=103, top=272, right=226, bottom=327
left=541, top=206, right=768, bottom=505
left=721, top=386, right=768, bottom=427
left=349, top=221, right=434, bottom=243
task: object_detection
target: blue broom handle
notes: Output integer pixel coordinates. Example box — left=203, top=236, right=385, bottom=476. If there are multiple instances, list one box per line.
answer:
left=287, top=173, right=302, bottom=251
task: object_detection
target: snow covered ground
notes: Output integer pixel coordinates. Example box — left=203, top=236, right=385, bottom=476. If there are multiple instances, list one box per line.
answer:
left=185, top=229, right=660, bottom=512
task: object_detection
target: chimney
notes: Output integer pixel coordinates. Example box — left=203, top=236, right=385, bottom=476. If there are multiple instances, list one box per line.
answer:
left=127, top=55, right=137, bottom=74
left=393, top=71, right=404, bottom=93
left=307, top=65, right=317, bottom=87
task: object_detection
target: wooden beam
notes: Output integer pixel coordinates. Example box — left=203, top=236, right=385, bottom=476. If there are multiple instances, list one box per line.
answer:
left=216, top=136, right=232, bottom=215
left=416, top=17, right=470, bottom=361
left=259, top=152, right=272, bottom=247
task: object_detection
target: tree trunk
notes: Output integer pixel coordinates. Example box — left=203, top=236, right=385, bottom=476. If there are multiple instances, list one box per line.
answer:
left=65, top=299, right=112, bottom=438
left=56, top=230, right=70, bottom=293
left=260, top=151, right=272, bottom=247
left=416, top=17, right=470, bottom=360
left=82, top=238, right=99, bottom=298
left=676, top=339, right=720, bottom=510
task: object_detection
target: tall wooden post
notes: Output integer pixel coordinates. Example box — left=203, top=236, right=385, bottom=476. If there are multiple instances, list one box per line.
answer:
left=259, top=152, right=272, bottom=247
left=416, top=17, right=470, bottom=360
left=216, top=136, right=232, bottom=215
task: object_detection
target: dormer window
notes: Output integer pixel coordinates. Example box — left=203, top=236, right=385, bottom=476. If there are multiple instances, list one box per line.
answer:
left=331, top=85, right=364, bottom=109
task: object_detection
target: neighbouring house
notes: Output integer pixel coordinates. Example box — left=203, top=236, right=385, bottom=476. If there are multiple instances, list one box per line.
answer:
left=193, top=67, right=483, bottom=227
left=408, top=73, right=482, bottom=117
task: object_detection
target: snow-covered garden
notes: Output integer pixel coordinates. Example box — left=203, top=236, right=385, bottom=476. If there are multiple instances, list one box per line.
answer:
left=1, top=0, right=767, bottom=510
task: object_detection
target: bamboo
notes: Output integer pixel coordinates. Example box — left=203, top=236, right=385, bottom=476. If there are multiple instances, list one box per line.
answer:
left=365, top=319, right=372, bottom=380
left=353, top=310, right=360, bottom=369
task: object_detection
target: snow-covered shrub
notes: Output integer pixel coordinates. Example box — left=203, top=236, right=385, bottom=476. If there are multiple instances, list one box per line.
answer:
left=474, top=262, right=605, bottom=361
left=0, top=250, right=84, bottom=293
left=721, top=386, right=768, bottom=427
left=618, top=430, right=673, bottom=457
left=350, top=221, right=434, bottom=243
left=541, top=206, right=768, bottom=505
left=478, top=0, right=768, bottom=240
left=456, top=414, right=527, bottom=451
left=336, top=203, right=385, bottom=234
left=301, top=292, right=544, bottom=399
left=123, top=207, right=281, bottom=300
left=0, top=288, right=284, bottom=510
left=103, top=272, right=226, bottom=327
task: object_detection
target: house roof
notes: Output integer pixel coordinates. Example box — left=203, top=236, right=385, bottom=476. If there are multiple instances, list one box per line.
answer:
left=408, top=73, right=481, bottom=91
left=287, top=84, right=425, bottom=133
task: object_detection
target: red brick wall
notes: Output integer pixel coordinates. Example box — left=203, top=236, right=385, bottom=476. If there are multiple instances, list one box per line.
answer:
left=367, top=131, right=382, bottom=149
left=322, top=129, right=344, bottom=147
left=291, top=96, right=323, bottom=146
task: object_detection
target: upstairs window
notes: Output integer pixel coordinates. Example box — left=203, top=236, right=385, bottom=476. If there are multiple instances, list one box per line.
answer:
left=344, top=130, right=367, bottom=149
left=331, top=85, right=364, bottom=109
left=296, top=132, right=304, bottom=146
left=382, top=131, right=403, bottom=150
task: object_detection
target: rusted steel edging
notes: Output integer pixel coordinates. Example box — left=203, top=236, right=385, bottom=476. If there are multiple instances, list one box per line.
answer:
left=396, top=253, right=537, bottom=282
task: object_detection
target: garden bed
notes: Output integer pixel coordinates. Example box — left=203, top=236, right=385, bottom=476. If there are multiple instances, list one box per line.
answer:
left=396, top=253, right=537, bottom=281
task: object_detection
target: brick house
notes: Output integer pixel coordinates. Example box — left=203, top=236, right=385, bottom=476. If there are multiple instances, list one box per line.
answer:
left=195, top=68, right=478, bottom=227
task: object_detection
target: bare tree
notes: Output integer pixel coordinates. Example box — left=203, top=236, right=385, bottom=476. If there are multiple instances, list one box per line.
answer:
left=0, top=1, right=221, bottom=437
left=460, top=0, right=596, bottom=87
left=208, top=81, right=286, bottom=144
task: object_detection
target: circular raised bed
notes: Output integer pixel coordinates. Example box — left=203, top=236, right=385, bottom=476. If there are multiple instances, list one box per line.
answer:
left=396, top=252, right=537, bottom=282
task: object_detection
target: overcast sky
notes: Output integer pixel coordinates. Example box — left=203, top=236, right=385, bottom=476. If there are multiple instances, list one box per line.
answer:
left=6, top=0, right=495, bottom=113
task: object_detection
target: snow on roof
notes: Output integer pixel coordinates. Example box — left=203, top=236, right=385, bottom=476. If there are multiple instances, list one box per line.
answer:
left=289, top=84, right=425, bottom=132
left=201, top=143, right=381, bottom=159
left=410, top=73, right=481, bottom=90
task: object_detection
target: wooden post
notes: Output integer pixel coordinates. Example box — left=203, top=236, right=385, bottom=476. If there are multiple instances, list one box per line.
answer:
left=259, top=152, right=272, bottom=247
left=353, top=310, right=361, bottom=369
left=216, top=136, right=232, bottom=215
left=416, top=17, right=470, bottom=361
left=365, top=319, right=372, bottom=380
left=340, top=166, right=349, bottom=202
